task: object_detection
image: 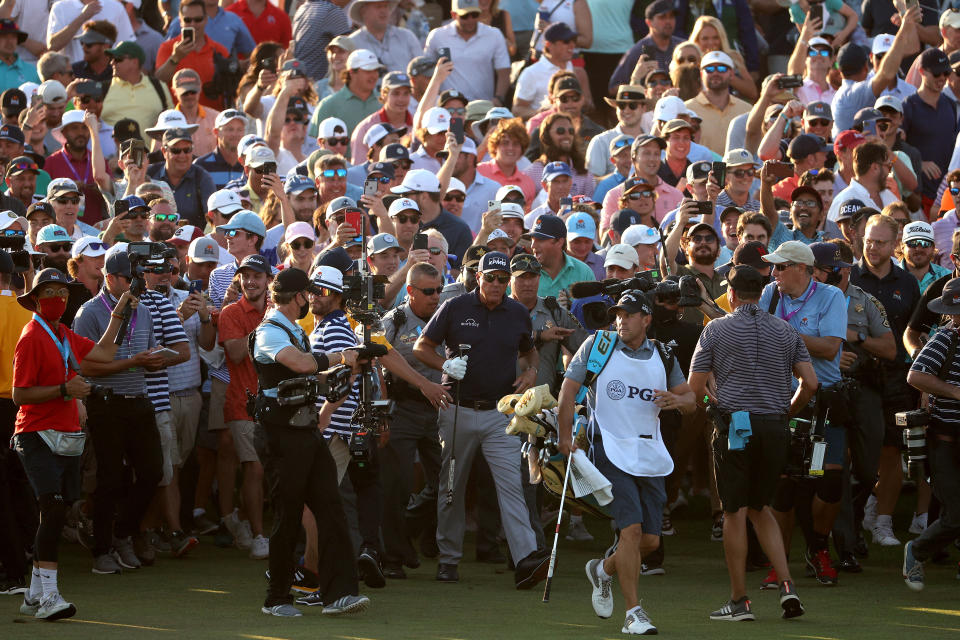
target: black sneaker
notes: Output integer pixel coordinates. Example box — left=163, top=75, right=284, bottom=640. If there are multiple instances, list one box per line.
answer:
left=514, top=549, right=550, bottom=590
left=295, top=591, right=324, bottom=607
left=383, top=561, right=406, bottom=579
left=0, top=577, right=27, bottom=595
left=291, top=566, right=320, bottom=594
left=358, top=547, right=385, bottom=589
left=779, top=579, right=805, bottom=619
left=709, top=596, right=755, bottom=621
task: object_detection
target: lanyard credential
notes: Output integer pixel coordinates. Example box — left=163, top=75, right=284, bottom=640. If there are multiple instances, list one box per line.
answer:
left=779, top=281, right=817, bottom=323
left=98, top=293, right=136, bottom=341
left=33, top=314, right=73, bottom=380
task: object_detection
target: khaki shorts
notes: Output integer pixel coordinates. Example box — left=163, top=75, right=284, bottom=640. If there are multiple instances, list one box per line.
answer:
left=156, top=411, right=176, bottom=487
left=170, top=390, right=203, bottom=464
left=208, top=377, right=229, bottom=432
left=328, top=435, right=350, bottom=483
left=227, top=420, right=260, bottom=464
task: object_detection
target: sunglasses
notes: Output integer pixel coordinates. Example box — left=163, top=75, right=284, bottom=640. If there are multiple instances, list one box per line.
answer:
left=45, top=242, right=72, bottom=253
left=38, top=287, right=70, bottom=298
left=369, top=175, right=391, bottom=183
left=427, top=247, right=444, bottom=255
left=394, top=213, right=420, bottom=224
left=182, top=15, right=204, bottom=23
left=459, top=11, right=481, bottom=18
left=617, top=102, right=642, bottom=110
left=646, top=78, right=671, bottom=87
left=55, top=196, right=80, bottom=205
left=154, top=213, right=179, bottom=222
left=703, top=64, right=730, bottom=74
left=905, top=238, right=933, bottom=248
left=125, top=210, right=150, bottom=219
left=81, top=241, right=108, bottom=251
left=225, top=229, right=252, bottom=238
left=322, top=168, right=348, bottom=178
left=558, top=94, right=580, bottom=104
left=613, top=137, right=635, bottom=150
left=313, top=286, right=338, bottom=297
left=326, top=136, right=349, bottom=146
left=773, top=262, right=797, bottom=271
left=950, top=187, right=960, bottom=196
left=807, top=118, right=830, bottom=127
left=551, top=126, right=573, bottom=135
left=291, top=239, right=314, bottom=250
left=792, top=199, right=819, bottom=208
left=689, top=234, right=716, bottom=243
left=808, top=48, right=831, bottom=57
left=166, top=146, right=193, bottom=155
left=412, top=285, right=440, bottom=295
left=447, top=107, right=466, bottom=116
left=482, top=273, right=510, bottom=284
left=394, top=159, right=413, bottom=170
left=443, top=194, right=465, bottom=203
left=1, top=228, right=25, bottom=237
left=80, top=95, right=103, bottom=104
left=731, top=168, right=754, bottom=178
left=285, top=116, right=306, bottom=125
left=627, top=191, right=654, bottom=199
left=931, top=69, right=951, bottom=78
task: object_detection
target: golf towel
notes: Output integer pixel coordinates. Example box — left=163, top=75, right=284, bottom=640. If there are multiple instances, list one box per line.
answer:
left=728, top=411, right=752, bottom=451
left=570, top=449, right=614, bottom=506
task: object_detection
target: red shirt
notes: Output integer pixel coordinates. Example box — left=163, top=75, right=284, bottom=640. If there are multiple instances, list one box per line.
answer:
left=156, top=36, right=230, bottom=110
left=225, top=0, right=292, bottom=47
left=14, top=320, right=95, bottom=434
left=44, top=149, right=105, bottom=224
left=218, top=296, right=265, bottom=422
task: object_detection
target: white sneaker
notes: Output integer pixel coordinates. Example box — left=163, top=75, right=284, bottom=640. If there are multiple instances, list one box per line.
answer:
left=909, top=512, right=928, bottom=535
left=585, top=559, right=613, bottom=619
left=667, top=491, right=687, bottom=513
left=622, top=603, right=657, bottom=635
left=566, top=517, right=594, bottom=542
left=250, top=535, right=269, bottom=560
left=35, top=592, right=76, bottom=621
left=872, top=524, right=901, bottom=546
left=223, top=511, right=253, bottom=550
left=862, top=494, right=878, bottom=531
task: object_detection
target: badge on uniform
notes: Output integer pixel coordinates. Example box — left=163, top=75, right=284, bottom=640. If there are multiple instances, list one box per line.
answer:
left=855, top=304, right=863, bottom=313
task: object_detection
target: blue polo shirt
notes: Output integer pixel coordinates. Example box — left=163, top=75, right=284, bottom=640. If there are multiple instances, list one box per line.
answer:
left=759, top=277, right=846, bottom=387
left=537, top=253, right=597, bottom=298
left=423, top=290, right=534, bottom=403
left=902, top=92, right=959, bottom=200
left=0, top=55, right=39, bottom=92
left=769, top=221, right=825, bottom=252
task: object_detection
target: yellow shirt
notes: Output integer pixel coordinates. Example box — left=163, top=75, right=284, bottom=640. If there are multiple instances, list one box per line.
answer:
left=703, top=291, right=733, bottom=327
left=684, top=93, right=752, bottom=156
left=101, top=74, right=174, bottom=139
left=0, top=291, right=35, bottom=398
left=296, top=311, right=393, bottom=350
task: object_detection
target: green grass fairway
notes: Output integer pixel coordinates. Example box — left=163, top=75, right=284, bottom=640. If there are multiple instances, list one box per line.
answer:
left=5, top=510, right=960, bottom=640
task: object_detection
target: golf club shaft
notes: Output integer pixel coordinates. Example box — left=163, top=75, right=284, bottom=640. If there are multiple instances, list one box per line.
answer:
left=543, top=448, right=574, bottom=603
left=446, top=345, right=469, bottom=506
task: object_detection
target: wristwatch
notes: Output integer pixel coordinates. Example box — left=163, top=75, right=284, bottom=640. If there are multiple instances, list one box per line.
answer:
left=60, top=383, right=69, bottom=400
left=856, top=331, right=867, bottom=344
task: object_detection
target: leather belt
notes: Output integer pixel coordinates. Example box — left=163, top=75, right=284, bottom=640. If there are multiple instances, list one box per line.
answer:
left=455, top=399, right=498, bottom=411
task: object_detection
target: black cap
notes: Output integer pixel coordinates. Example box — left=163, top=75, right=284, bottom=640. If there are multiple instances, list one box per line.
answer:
left=555, top=75, right=582, bottom=95
left=478, top=251, right=510, bottom=273
left=463, top=245, right=489, bottom=269
left=1, top=88, right=25, bottom=117
left=105, top=252, right=132, bottom=277
left=687, top=160, right=711, bottom=182
left=928, top=277, right=960, bottom=314
left=835, top=198, right=866, bottom=222
left=0, top=19, right=26, bottom=44
left=719, top=205, right=744, bottom=222
left=853, top=107, right=884, bottom=130
left=544, top=22, right=577, bottom=42
left=920, top=47, right=951, bottom=75
left=367, top=161, right=395, bottom=179
left=74, top=80, right=105, bottom=98
left=837, top=43, right=869, bottom=76
left=523, top=214, right=566, bottom=240
left=727, top=265, right=766, bottom=296
left=380, top=142, right=411, bottom=163
left=274, top=267, right=310, bottom=293
left=645, top=0, right=675, bottom=19
left=810, top=241, right=852, bottom=269
left=611, top=209, right=644, bottom=236
left=113, top=118, right=143, bottom=144
left=7, top=155, right=38, bottom=175
left=731, top=241, right=769, bottom=271
left=315, top=246, right=354, bottom=274
left=0, top=123, right=24, bottom=145
left=790, top=185, right=823, bottom=210
left=287, top=96, right=309, bottom=113
left=510, top=253, right=541, bottom=274
left=238, top=254, right=272, bottom=275
left=787, top=134, right=827, bottom=161
left=17, top=268, right=70, bottom=312
left=439, top=89, right=465, bottom=105
left=26, top=201, right=54, bottom=219
left=609, top=289, right=652, bottom=315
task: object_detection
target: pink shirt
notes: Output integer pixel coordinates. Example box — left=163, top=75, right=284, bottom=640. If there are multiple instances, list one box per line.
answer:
left=600, top=177, right=682, bottom=231
left=796, top=77, right=836, bottom=106
left=477, top=160, right=538, bottom=206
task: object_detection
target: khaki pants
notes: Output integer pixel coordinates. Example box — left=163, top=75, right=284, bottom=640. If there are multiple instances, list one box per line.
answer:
left=169, top=390, right=202, bottom=464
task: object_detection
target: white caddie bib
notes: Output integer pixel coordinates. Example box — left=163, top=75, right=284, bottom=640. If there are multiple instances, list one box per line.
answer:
left=593, top=347, right=673, bottom=477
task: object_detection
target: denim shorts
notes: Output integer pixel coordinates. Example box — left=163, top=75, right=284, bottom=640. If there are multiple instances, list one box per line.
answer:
left=591, top=437, right=666, bottom=535
left=13, top=431, right=81, bottom=501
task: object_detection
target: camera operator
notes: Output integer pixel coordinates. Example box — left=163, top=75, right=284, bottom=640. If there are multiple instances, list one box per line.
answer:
left=559, top=289, right=694, bottom=635
left=688, top=265, right=816, bottom=622
left=758, top=241, right=849, bottom=587
left=414, top=251, right=551, bottom=588
left=663, top=202, right=722, bottom=325
left=380, top=262, right=454, bottom=578
left=810, top=240, right=897, bottom=571
left=570, top=244, right=641, bottom=332
left=11, top=268, right=137, bottom=619
left=251, top=267, right=368, bottom=617
left=903, top=278, right=960, bottom=591
left=72, top=251, right=169, bottom=575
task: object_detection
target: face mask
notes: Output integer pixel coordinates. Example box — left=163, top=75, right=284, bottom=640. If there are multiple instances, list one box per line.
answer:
left=37, top=296, right=67, bottom=323
left=297, top=294, right=309, bottom=319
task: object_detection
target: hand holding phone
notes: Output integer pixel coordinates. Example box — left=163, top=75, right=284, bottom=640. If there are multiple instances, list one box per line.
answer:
left=183, top=27, right=195, bottom=44
left=438, top=47, right=451, bottom=61
left=450, top=117, right=465, bottom=145
left=344, top=209, right=363, bottom=240
left=363, top=177, right=379, bottom=197
left=769, top=162, right=795, bottom=180
left=413, top=233, right=428, bottom=250
left=189, top=279, right=203, bottom=294
left=711, top=161, right=726, bottom=187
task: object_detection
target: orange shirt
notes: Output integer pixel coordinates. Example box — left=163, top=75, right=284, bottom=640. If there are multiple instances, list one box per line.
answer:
left=218, top=296, right=265, bottom=422
left=156, top=36, right=230, bottom=110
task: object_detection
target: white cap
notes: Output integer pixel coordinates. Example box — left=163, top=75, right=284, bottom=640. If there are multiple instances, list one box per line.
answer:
left=902, top=220, right=935, bottom=243
left=188, top=236, right=221, bottom=263
left=486, top=228, right=513, bottom=246
left=872, top=34, right=895, bottom=55
left=423, top=107, right=451, bottom=134
left=391, top=168, right=441, bottom=194
left=284, top=221, right=317, bottom=243
left=311, top=265, right=344, bottom=292
left=604, top=243, right=640, bottom=269
left=875, top=94, right=903, bottom=113
left=499, top=202, right=524, bottom=220
left=622, top=224, right=661, bottom=246
left=684, top=108, right=701, bottom=122
left=388, top=197, right=420, bottom=216
left=700, top=50, right=734, bottom=69
left=207, top=189, right=244, bottom=214
left=347, top=48, right=384, bottom=71
left=0, top=209, right=27, bottom=232
left=145, top=109, right=199, bottom=137
left=363, top=123, right=397, bottom=148
left=495, top=184, right=524, bottom=202
left=460, top=137, right=478, bottom=155
left=246, top=145, right=277, bottom=167
left=653, top=95, right=687, bottom=122
left=809, top=36, right=832, bottom=49
left=37, top=80, right=67, bottom=104
left=318, top=117, right=348, bottom=138
left=446, top=176, right=466, bottom=194
left=18, top=81, right=38, bottom=98
left=214, top=109, right=247, bottom=128
left=52, top=110, right=86, bottom=144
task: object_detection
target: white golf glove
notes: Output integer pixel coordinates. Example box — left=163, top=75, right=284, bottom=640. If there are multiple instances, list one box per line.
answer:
left=442, top=355, right=468, bottom=380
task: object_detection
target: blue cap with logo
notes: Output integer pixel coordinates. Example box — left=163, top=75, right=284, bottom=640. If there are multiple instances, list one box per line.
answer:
left=479, top=251, right=510, bottom=273
left=524, top=214, right=567, bottom=240
left=541, top=161, right=572, bottom=182
left=836, top=198, right=866, bottom=222
left=36, top=224, right=71, bottom=245
left=216, top=210, right=267, bottom=237
left=284, top=174, right=317, bottom=195
left=566, top=211, right=596, bottom=241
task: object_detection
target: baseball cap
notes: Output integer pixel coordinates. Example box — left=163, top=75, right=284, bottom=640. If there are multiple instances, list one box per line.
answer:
left=544, top=22, right=577, bottom=42
left=479, top=250, right=510, bottom=273
left=18, top=268, right=72, bottom=312
left=487, top=228, right=514, bottom=247
left=499, top=202, right=524, bottom=221
left=788, top=134, right=827, bottom=162
left=326, top=196, right=358, bottom=217
left=284, top=221, right=316, bottom=244
left=37, top=80, right=67, bottom=105
left=2, top=124, right=29, bottom=147
left=364, top=123, right=405, bottom=148
left=168, top=224, right=203, bottom=246
left=685, top=222, right=719, bottom=240
left=0, top=19, right=26, bottom=44
left=835, top=198, right=866, bottom=222
left=805, top=101, right=833, bottom=121
left=720, top=205, right=745, bottom=222
left=388, top=197, right=420, bottom=217
left=701, top=50, right=734, bottom=69
left=215, top=108, right=247, bottom=128
left=524, top=214, right=566, bottom=240
left=273, top=267, right=311, bottom=293
left=188, top=236, right=220, bottom=263
left=686, top=161, right=711, bottom=182
left=382, top=71, right=412, bottom=90
left=790, top=185, right=823, bottom=209
left=837, top=43, right=869, bottom=75
left=809, top=36, right=833, bottom=50
left=237, top=134, right=267, bottom=158
left=208, top=189, right=244, bottom=215
left=246, top=145, right=276, bottom=168
left=611, top=209, right=645, bottom=236
left=554, top=75, right=582, bottom=95
left=423, top=107, right=451, bottom=134
left=903, top=220, right=935, bottom=243
left=391, top=169, right=441, bottom=194
left=113, top=118, right=142, bottom=143
left=318, top=117, right=348, bottom=139
left=439, top=89, right=466, bottom=106
left=927, top=277, right=960, bottom=315
left=380, top=142, right=411, bottom=164
left=810, top=241, right=853, bottom=269
left=874, top=95, right=903, bottom=115
left=347, top=49, right=384, bottom=71
left=311, top=265, right=344, bottom=293
left=833, top=129, right=866, bottom=153
left=105, top=40, right=145, bottom=64
left=162, top=127, right=193, bottom=145
left=284, top=174, right=317, bottom=195
left=604, top=243, right=640, bottom=270
left=761, top=240, right=816, bottom=266
left=407, top=55, right=435, bottom=77
left=542, top=161, right=572, bottom=182
left=661, top=118, right=695, bottom=136
left=119, top=194, right=150, bottom=214
left=74, top=80, right=105, bottom=98
left=566, top=212, right=596, bottom=241
left=237, top=254, right=272, bottom=275
left=326, top=35, right=355, bottom=53
left=281, top=58, right=306, bottom=77
left=463, top=245, right=489, bottom=269
left=367, top=232, right=401, bottom=255
left=920, top=47, right=952, bottom=75
left=872, top=33, right=895, bottom=55
left=941, top=8, right=960, bottom=29
left=172, top=68, right=202, bottom=94
left=471, top=105, right=512, bottom=139
left=453, top=0, right=481, bottom=13
left=853, top=107, right=885, bottom=130
left=608, top=134, right=635, bottom=157
left=25, top=201, right=54, bottom=220
left=622, top=224, right=661, bottom=246
left=623, top=177, right=655, bottom=195
left=731, top=240, right=769, bottom=271
left=216, top=210, right=266, bottom=238
left=722, top=148, right=756, bottom=166
left=446, top=176, right=466, bottom=194
left=0, top=88, right=25, bottom=118
left=287, top=96, right=309, bottom=114
left=727, top=265, right=766, bottom=296
left=0, top=209, right=26, bottom=232
left=495, top=184, right=525, bottom=202
left=610, top=289, right=652, bottom=315
left=645, top=0, right=675, bottom=18
left=6, top=155, right=38, bottom=176
left=652, top=95, right=686, bottom=122
left=47, top=177, right=81, bottom=198
left=510, top=253, right=541, bottom=274
left=104, top=251, right=131, bottom=277
left=631, top=134, right=666, bottom=155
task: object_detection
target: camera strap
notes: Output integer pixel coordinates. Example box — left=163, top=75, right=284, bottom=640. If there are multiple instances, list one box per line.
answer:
left=32, top=315, right=81, bottom=381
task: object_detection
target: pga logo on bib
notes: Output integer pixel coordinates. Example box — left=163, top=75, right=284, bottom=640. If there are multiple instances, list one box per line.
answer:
left=605, top=379, right=655, bottom=401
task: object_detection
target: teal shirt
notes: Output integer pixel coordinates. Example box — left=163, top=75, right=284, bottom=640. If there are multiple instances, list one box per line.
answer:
left=308, top=87, right=381, bottom=149
left=899, top=258, right=950, bottom=294
left=537, top=254, right=596, bottom=298
left=0, top=55, right=39, bottom=92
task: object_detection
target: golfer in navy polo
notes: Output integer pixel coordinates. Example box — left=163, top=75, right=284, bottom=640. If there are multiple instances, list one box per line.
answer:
left=413, top=251, right=551, bottom=589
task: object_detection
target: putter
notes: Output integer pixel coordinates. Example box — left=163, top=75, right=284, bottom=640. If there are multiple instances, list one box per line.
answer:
left=446, top=343, right=471, bottom=506
left=543, top=417, right=580, bottom=603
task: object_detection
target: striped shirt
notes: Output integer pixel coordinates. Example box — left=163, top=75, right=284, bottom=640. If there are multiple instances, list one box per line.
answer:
left=910, top=328, right=960, bottom=428
left=139, top=290, right=189, bottom=412
left=309, top=309, right=359, bottom=439
left=165, top=288, right=204, bottom=392
left=690, top=303, right=811, bottom=415
left=194, top=149, right=245, bottom=190
left=209, top=261, right=239, bottom=384
left=292, top=0, right=350, bottom=81
left=73, top=290, right=157, bottom=396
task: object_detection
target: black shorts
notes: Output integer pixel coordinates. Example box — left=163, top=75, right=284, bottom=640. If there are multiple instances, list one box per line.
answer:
left=713, top=414, right=790, bottom=513
left=13, top=431, right=81, bottom=502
